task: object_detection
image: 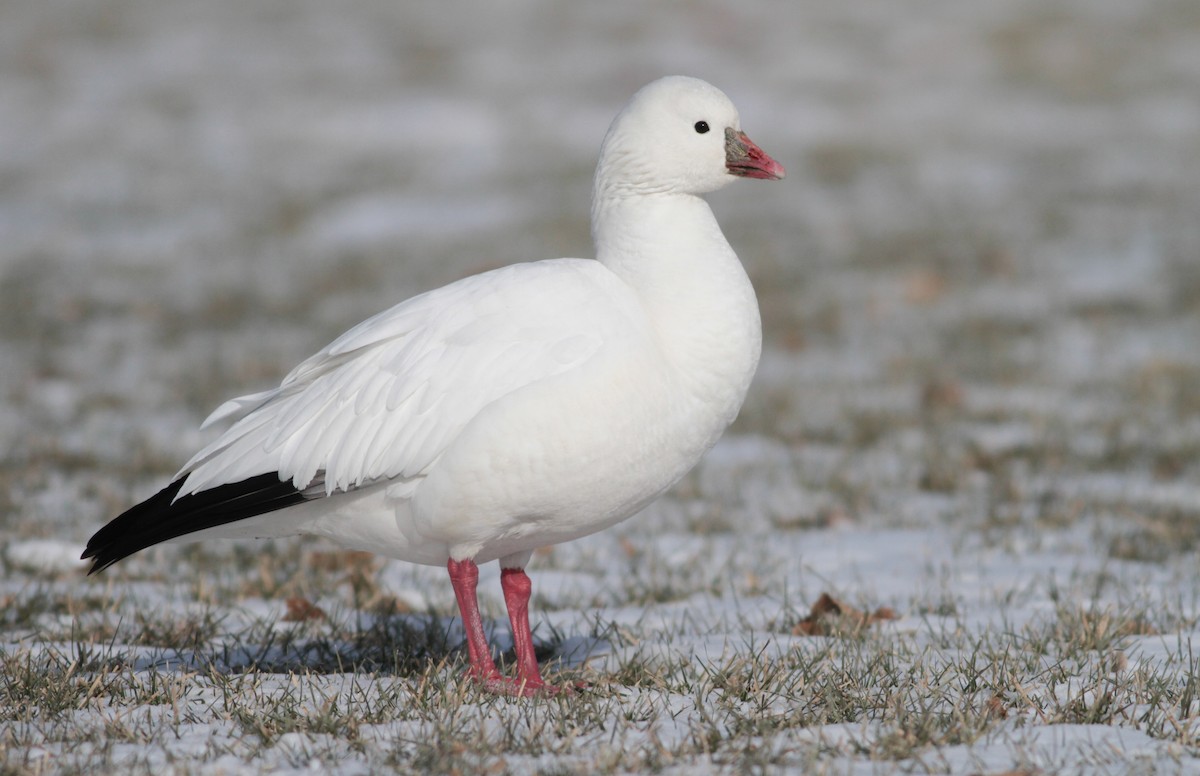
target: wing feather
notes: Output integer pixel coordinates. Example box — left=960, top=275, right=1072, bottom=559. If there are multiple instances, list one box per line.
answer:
left=176, top=260, right=634, bottom=499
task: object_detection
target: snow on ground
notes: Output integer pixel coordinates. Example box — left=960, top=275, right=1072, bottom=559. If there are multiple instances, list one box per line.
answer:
left=3, top=0, right=1200, bottom=773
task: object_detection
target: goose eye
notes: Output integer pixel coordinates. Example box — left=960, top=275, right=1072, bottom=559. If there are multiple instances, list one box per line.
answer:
left=694, top=121, right=710, bottom=134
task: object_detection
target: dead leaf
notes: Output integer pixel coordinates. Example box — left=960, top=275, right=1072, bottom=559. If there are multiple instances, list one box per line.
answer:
left=308, top=549, right=378, bottom=574
left=362, top=592, right=413, bottom=615
left=904, top=269, right=946, bottom=305
left=921, top=376, right=965, bottom=413
left=283, top=596, right=326, bottom=622
left=792, top=592, right=899, bottom=636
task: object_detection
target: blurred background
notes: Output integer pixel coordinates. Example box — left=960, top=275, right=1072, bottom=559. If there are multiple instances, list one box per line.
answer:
left=2, top=0, right=1199, bottom=558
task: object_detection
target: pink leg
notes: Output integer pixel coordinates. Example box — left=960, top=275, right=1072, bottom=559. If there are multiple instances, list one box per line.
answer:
left=446, top=558, right=502, bottom=684
left=501, top=567, right=547, bottom=691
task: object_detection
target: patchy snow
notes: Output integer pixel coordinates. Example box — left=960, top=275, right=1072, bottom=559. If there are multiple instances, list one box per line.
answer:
left=3, top=539, right=89, bottom=575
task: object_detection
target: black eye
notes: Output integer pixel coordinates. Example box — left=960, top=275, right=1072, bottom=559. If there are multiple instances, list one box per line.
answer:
left=694, top=121, right=710, bottom=134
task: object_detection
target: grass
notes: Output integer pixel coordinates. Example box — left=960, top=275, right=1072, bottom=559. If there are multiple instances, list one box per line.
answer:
left=4, top=552, right=1200, bottom=774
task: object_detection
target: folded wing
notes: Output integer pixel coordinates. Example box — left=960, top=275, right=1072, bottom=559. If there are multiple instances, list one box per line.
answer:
left=177, top=259, right=636, bottom=500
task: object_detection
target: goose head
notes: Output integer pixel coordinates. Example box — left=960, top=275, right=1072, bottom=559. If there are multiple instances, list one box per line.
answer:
left=594, top=76, right=785, bottom=202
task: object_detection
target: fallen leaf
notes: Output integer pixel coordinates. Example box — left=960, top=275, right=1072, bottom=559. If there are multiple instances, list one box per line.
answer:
left=792, top=592, right=899, bottom=637
left=904, top=269, right=946, bottom=305
left=921, top=376, right=965, bottom=413
left=362, top=593, right=413, bottom=615
left=283, top=596, right=326, bottom=622
left=308, top=549, right=378, bottom=574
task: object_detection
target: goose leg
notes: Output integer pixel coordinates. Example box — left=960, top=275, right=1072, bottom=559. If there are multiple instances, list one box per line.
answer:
left=500, top=566, right=547, bottom=692
left=447, top=557, right=503, bottom=685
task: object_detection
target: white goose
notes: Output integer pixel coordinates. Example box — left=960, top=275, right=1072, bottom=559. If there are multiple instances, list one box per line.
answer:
left=84, top=75, right=784, bottom=695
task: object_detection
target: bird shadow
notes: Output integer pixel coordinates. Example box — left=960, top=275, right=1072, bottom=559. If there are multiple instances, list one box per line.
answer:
left=121, top=609, right=610, bottom=686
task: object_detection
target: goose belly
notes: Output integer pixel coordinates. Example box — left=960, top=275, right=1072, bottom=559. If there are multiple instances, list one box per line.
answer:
left=409, top=357, right=732, bottom=563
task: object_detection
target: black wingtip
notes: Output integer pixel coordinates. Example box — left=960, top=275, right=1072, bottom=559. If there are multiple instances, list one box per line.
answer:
left=84, top=472, right=310, bottom=574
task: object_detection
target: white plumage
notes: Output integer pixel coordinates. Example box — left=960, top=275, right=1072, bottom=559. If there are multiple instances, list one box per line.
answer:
left=86, top=75, right=784, bottom=694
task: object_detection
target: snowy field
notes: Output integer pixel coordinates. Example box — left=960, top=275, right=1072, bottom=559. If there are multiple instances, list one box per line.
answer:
left=3, top=0, right=1200, bottom=773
